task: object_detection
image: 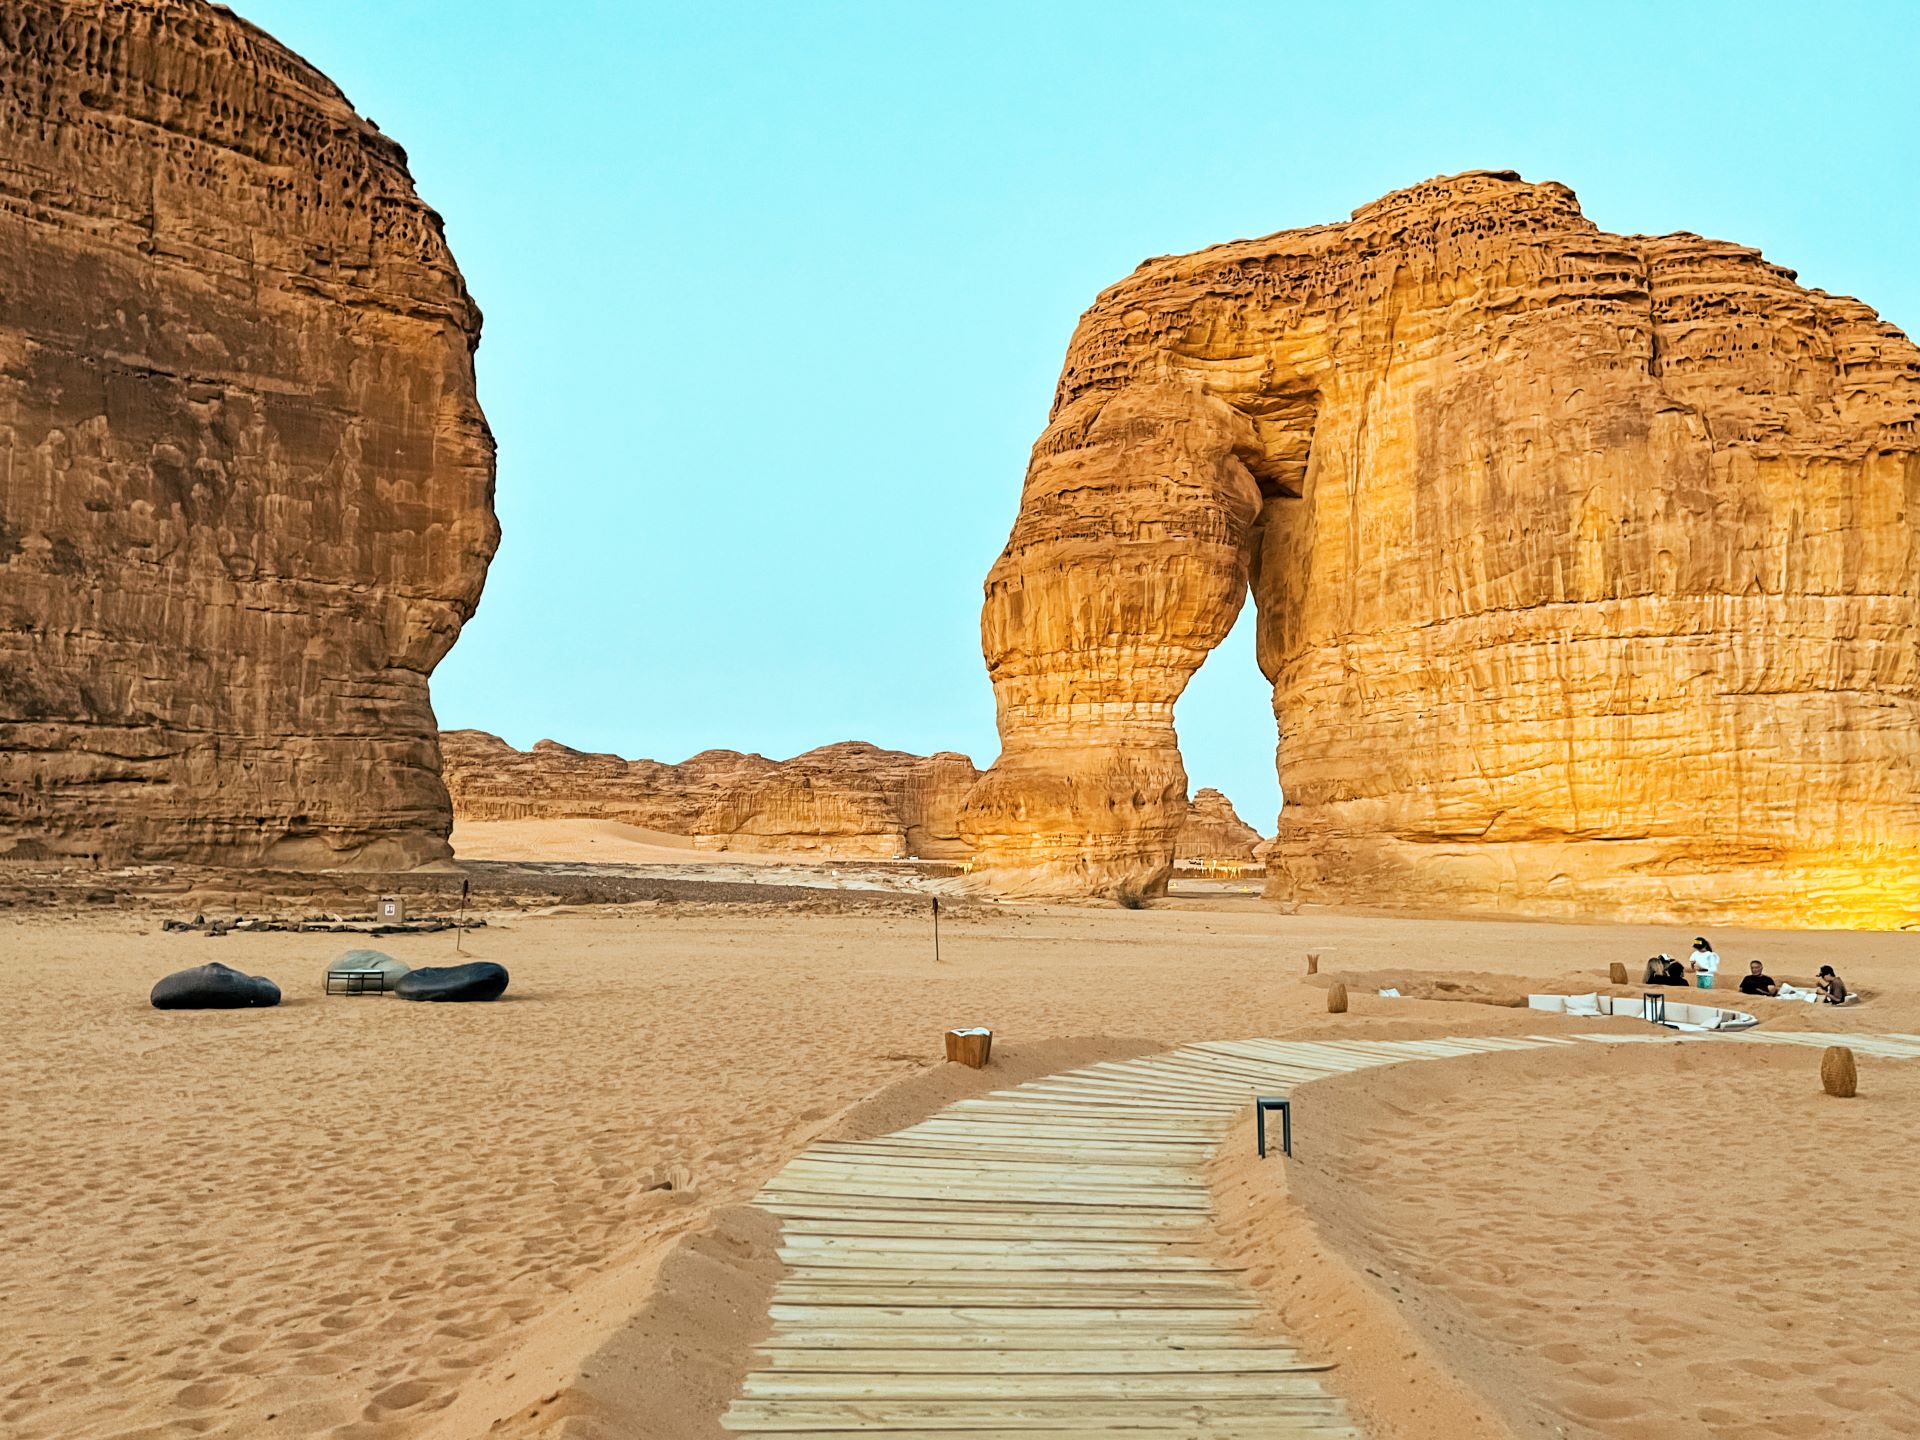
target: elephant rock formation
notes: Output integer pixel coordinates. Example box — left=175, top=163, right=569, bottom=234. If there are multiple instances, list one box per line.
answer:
left=0, top=0, right=496, bottom=866
left=960, top=171, right=1920, bottom=926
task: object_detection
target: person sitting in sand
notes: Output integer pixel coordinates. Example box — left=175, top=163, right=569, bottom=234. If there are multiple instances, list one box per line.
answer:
left=1738, top=960, right=1779, bottom=997
left=1815, top=965, right=1849, bottom=1004
left=1643, top=954, right=1688, bottom=986
left=1688, top=936, right=1721, bottom=987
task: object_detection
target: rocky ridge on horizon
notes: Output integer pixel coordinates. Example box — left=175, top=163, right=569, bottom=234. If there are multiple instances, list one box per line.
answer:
left=442, top=730, right=1266, bottom=864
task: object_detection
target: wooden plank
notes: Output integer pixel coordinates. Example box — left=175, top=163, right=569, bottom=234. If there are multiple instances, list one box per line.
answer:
left=722, top=1397, right=1354, bottom=1426
left=1011, top=1074, right=1253, bottom=1102
left=776, top=1213, right=1195, bottom=1235
left=727, top=1427, right=1363, bottom=1439
left=757, top=1329, right=1290, bottom=1351
left=783, top=1155, right=1190, bottom=1183
left=751, top=1347, right=1322, bottom=1373
left=1104, top=1060, right=1316, bottom=1092
left=781, top=1237, right=1219, bottom=1259
left=937, top=1105, right=1229, bottom=1131
left=767, top=1305, right=1264, bottom=1328
left=914, top=1115, right=1225, bottom=1138
left=764, top=1213, right=1198, bottom=1236
left=772, top=1288, right=1260, bottom=1308
left=905, top=1120, right=1222, bottom=1143
left=1045, top=1073, right=1254, bottom=1102
left=791, top=1152, right=1190, bottom=1175
left=775, top=1166, right=1200, bottom=1195
left=1189, top=1040, right=1392, bottom=1072
left=1160, top=1047, right=1353, bottom=1081
left=738, top=1373, right=1343, bottom=1399
left=782, top=1251, right=1234, bottom=1273
left=759, top=1186, right=1209, bottom=1211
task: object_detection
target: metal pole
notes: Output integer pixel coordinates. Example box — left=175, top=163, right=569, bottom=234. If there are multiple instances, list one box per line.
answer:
left=456, top=878, right=469, bottom=955
left=931, top=895, right=941, bottom=963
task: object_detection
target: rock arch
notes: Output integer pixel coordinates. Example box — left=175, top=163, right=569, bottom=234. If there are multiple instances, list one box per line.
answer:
left=959, top=172, right=1920, bottom=927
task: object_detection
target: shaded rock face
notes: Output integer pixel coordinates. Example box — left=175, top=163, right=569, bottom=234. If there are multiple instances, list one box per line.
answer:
left=1174, top=788, right=1263, bottom=865
left=441, top=732, right=982, bottom=860
left=961, top=171, right=1920, bottom=926
left=0, top=1, right=497, bottom=867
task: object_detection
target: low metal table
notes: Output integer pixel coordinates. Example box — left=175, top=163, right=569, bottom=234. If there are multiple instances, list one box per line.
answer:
left=325, top=968, right=390, bottom=995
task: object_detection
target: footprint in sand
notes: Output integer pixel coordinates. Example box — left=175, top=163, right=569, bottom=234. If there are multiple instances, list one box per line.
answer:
left=171, top=1378, right=236, bottom=1409
left=1558, top=1388, right=1646, bottom=1422
left=365, top=1378, right=438, bottom=1415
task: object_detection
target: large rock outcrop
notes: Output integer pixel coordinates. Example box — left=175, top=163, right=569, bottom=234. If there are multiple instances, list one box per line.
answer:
left=1175, top=788, right=1263, bottom=865
left=442, top=732, right=982, bottom=860
left=960, top=171, right=1920, bottom=927
left=441, top=731, right=777, bottom=834
left=0, top=1, right=497, bottom=867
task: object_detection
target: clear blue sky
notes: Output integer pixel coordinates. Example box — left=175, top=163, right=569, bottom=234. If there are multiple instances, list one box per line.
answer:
left=241, top=0, right=1917, bottom=834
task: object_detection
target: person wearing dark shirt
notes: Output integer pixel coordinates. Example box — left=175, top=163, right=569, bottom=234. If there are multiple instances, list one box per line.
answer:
left=1738, top=960, right=1778, bottom=997
left=1816, top=965, right=1849, bottom=1004
left=1643, top=954, right=1688, bottom=986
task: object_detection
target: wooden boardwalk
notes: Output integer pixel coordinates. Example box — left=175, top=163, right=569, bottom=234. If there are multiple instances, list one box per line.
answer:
left=722, top=1027, right=1913, bottom=1437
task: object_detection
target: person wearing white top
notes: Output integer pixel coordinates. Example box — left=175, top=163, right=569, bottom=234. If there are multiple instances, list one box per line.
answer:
left=1689, top=936, right=1721, bottom=988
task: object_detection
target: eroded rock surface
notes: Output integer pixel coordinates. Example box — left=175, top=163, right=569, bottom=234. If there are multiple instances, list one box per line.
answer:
left=1175, top=788, right=1263, bottom=866
left=0, top=1, right=497, bottom=867
left=442, top=731, right=982, bottom=860
left=961, top=171, right=1920, bottom=926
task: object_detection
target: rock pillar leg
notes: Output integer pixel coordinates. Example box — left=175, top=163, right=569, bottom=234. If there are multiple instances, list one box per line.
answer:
left=959, top=382, right=1261, bottom=896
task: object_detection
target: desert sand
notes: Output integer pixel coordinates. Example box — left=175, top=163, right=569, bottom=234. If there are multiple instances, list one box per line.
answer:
left=4, top=866, right=1917, bottom=1439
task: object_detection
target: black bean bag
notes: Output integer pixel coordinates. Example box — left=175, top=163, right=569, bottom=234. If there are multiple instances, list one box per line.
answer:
left=151, top=962, right=282, bottom=1010
left=393, top=962, right=509, bottom=1003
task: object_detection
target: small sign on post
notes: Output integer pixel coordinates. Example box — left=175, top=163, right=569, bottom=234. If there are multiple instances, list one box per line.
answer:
left=944, top=1027, right=993, bottom=1068
left=379, top=895, right=406, bottom=923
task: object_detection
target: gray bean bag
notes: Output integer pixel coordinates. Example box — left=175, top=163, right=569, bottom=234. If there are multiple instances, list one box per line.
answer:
left=151, top=962, right=282, bottom=1010
left=325, top=948, right=413, bottom=991
left=393, top=962, right=509, bottom=1003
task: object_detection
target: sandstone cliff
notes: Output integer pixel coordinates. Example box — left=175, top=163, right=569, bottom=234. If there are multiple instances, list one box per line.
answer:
left=1175, top=788, right=1263, bottom=864
left=960, top=171, right=1920, bottom=927
left=0, top=1, right=497, bottom=866
left=442, top=732, right=981, bottom=860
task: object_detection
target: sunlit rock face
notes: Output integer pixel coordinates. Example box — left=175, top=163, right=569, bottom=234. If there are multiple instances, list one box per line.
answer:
left=442, top=732, right=983, bottom=861
left=1175, top=789, right=1263, bottom=866
left=961, top=171, right=1920, bottom=926
left=0, top=1, right=498, bottom=866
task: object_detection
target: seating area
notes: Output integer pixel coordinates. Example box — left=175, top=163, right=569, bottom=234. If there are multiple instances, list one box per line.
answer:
left=1526, top=991, right=1757, bottom=1031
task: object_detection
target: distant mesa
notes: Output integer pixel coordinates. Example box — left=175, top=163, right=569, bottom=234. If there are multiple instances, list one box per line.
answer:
left=959, top=170, right=1920, bottom=928
left=442, top=730, right=1266, bottom=868
left=0, top=1, right=496, bottom=868
left=442, top=731, right=981, bottom=861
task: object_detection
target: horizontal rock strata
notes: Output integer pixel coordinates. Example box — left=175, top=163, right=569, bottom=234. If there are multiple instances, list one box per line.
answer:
left=0, top=1, right=497, bottom=867
left=441, top=732, right=982, bottom=860
left=961, top=170, right=1920, bottom=926
left=1175, top=787, right=1263, bottom=865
